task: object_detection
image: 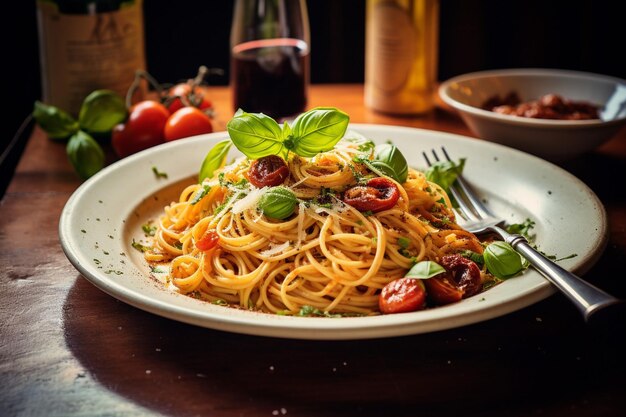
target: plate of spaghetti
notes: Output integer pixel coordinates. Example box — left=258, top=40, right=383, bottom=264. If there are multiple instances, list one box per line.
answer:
left=59, top=108, right=607, bottom=339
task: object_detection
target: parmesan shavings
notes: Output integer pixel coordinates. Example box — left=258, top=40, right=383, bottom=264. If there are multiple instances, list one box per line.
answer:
left=261, top=241, right=291, bottom=257
left=231, top=187, right=267, bottom=214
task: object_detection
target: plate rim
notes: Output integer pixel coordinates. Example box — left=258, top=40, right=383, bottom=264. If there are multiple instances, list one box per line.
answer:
left=58, top=124, right=608, bottom=340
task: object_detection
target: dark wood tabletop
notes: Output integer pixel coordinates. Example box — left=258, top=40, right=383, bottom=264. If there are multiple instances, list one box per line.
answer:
left=1, top=85, right=625, bottom=417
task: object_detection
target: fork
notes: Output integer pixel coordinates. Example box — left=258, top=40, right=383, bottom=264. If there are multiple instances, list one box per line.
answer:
left=423, top=147, right=623, bottom=323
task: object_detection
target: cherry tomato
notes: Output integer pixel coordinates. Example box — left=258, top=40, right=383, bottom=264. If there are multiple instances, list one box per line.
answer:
left=111, top=100, right=169, bottom=158
left=247, top=155, right=289, bottom=188
left=425, top=254, right=482, bottom=305
left=379, top=278, right=426, bottom=314
left=424, top=276, right=464, bottom=305
left=166, top=83, right=213, bottom=114
left=196, top=229, right=219, bottom=251
left=342, top=177, right=400, bottom=213
left=441, top=254, right=482, bottom=297
left=164, top=107, right=213, bottom=142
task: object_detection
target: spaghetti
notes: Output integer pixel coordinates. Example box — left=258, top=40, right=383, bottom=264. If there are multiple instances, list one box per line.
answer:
left=144, top=133, right=493, bottom=315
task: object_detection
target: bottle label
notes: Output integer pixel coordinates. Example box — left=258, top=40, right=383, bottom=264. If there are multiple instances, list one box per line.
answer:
left=370, top=2, right=415, bottom=94
left=37, top=2, right=145, bottom=114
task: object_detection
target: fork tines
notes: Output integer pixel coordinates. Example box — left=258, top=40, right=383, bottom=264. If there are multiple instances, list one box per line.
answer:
left=423, top=147, right=494, bottom=223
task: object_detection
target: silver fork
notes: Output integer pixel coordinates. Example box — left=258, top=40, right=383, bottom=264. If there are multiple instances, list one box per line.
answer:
left=423, top=147, right=623, bottom=323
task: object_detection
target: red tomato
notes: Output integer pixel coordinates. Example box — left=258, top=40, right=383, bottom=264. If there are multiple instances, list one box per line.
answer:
left=166, top=83, right=213, bottom=114
left=164, top=107, right=213, bottom=141
left=247, top=155, right=289, bottom=188
left=379, top=278, right=426, bottom=314
left=111, top=100, right=169, bottom=158
left=196, top=229, right=219, bottom=251
left=423, top=276, right=464, bottom=305
left=342, top=177, right=400, bottom=213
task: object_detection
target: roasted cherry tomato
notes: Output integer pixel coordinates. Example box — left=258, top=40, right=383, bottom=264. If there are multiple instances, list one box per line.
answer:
left=425, top=254, right=482, bottom=305
left=196, top=229, right=219, bottom=251
left=164, top=106, right=213, bottom=141
left=379, top=278, right=427, bottom=314
left=111, top=100, right=169, bottom=158
left=247, top=155, right=289, bottom=188
left=342, top=177, right=400, bottom=213
left=166, top=83, right=213, bottom=114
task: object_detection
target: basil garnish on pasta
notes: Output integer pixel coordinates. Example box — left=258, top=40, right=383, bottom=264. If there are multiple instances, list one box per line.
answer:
left=226, top=107, right=349, bottom=160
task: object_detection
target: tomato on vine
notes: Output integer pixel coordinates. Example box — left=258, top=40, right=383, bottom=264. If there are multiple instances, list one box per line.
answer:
left=164, top=107, right=213, bottom=141
left=111, top=100, right=169, bottom=157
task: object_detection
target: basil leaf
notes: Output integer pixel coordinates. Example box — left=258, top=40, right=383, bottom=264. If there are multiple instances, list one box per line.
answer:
left=289, top=107, right=350, bottom=157
left=33, top=101, right=79, bottom=140
left=425, top=158, right=466, bottom=193
left=483, top=241, right=525, bottom=279
left=66, top=130, right=105, bottom=179
left=405, top=260, right=445, bottom=279
left=227, top=110, right=284, bottom=159
left=199, top=139, right=232, bottom=182
left=257, top=187, right=297, bottom=219
left=372, top=144, right=408, bottom=183
left=78, top=90, right=127, bottom=134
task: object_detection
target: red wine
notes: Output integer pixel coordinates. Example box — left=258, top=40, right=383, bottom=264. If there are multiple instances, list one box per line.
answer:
left=232, top=38, right=309, bottom=120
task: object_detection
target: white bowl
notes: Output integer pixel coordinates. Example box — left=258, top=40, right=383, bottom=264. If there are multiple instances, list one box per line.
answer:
left=439, top=68, right=626, bottom=160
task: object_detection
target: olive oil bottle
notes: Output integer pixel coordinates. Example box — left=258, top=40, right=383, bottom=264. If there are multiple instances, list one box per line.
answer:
left=36, top=0, right=146, bottom=114
left=365, top=0, right=439, bottom=115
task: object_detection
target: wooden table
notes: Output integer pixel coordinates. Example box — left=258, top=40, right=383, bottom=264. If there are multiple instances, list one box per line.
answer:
left=2, top=85, right=625, bottom=416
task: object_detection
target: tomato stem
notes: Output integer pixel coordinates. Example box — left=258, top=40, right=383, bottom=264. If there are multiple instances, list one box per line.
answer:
left=125, top=70, right=164, bottom=109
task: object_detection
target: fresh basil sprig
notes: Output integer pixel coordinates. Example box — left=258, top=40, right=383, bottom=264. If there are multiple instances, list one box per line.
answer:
left=33, top=101, right=80, bottom=140
left=78, top=90, right=127, bottom=134
left=66, top=130, right=105, bottom=179
left=405, top=260, right=445, bottom=279
left=360, top=143, right=408, bottom=183
left=199, top=139, right=232, bottom=182
left=227, top=107, right=349, bottom=159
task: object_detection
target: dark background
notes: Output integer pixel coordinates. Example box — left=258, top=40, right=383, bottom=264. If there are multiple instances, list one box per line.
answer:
left=2, top=0, right=625, bottom=192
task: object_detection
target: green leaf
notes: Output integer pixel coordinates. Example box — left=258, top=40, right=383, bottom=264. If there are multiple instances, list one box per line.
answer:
left=483, top=241, right=525, bottom=279
left=371, top=144, right=408, bottom=183
left=425, top=158, right=466, bottom=193
left=33, top=101, right=79, bottom=140
left=66, top=131, right=105, bottom=179
left=405, top=260, right=445, bottom=279
left=289, top=107, right=350, bottom=157
left=227, top=110, right=284, bottom=159
left=257, top=187, right=298, bottom=220
left=199, top=139, right=232, bottom=182
left=78, top=90, right=128, bottom=134
left=506, top=218, right=536, bottom=242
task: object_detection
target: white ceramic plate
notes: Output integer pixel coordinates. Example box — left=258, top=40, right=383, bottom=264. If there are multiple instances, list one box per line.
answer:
left=59, top=125, right=608, bottom=340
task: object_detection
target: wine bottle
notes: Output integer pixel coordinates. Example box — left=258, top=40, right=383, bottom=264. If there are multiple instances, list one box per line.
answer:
left=365, top=0, right=439, bottom=115
left=36, top=0, right=146, bottom=114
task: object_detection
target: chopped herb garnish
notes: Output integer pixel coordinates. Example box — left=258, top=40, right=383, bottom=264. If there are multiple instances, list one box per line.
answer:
left=297, top=305, right=343, bottom=318
left=362, top=210, right=374, bottom=217
left=459, top=249, right=484, bottom=266
left=152, top=166, right=168, bottom=179
left=397, top=237, right=411, bottom=249
left=212, top=299, right=228, bottom=306
left=149, top=265, right=165, bottom=274
left=142, top=222, right=157, bottom=236
left=131, top=239, right=150, bottom=252
left=506, top=218, right=536, bottom=242
left=190, top=184, right=211, bottom=205
left=81, top=229, right=86, bottom=233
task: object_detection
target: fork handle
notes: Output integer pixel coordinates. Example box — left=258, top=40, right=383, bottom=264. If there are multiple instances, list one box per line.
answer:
left=503, top=232, right=624, bottom=323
